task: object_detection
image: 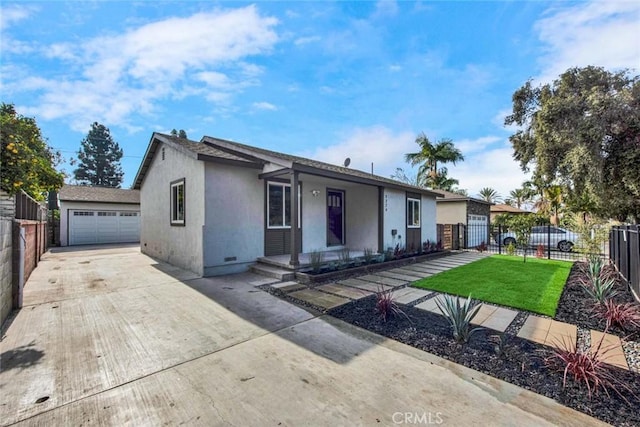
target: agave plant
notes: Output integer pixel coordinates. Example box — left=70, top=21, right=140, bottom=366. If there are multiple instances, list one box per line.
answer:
left=435, top=294, right=483, bottom=343
left=580, top=275, right=618, bottom=304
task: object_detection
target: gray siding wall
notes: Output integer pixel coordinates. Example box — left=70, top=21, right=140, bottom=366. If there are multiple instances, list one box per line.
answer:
left=140, top=143, right=205, bottom=276
left=421, top=195, right=437, bottom=244
left=0, top=218, right=12, bottom=325
left=203, top=163, right=264, bottom=276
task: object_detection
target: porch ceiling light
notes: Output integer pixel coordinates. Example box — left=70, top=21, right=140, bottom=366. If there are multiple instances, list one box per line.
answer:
left=311, top=189, right=321, bottom=197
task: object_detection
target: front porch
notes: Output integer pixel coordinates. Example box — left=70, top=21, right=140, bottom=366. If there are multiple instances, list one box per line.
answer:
left=258, top=249, right=369, bottom=270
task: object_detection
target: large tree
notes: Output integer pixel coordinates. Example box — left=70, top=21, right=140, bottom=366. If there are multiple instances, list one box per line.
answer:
left=404, top=133, right=464, bottom=188
left=74, top=122, right=124, bottom=187
left=0, top=103, right=64, bottom=200
left=505, top=66, right=640, bottom=221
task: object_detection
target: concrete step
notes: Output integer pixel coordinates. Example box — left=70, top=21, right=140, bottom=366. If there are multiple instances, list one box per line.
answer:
left=250, top=263, right=296, bottom=281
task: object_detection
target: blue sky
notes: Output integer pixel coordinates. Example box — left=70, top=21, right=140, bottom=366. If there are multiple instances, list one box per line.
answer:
left=1, top=1, right=638, bottom=197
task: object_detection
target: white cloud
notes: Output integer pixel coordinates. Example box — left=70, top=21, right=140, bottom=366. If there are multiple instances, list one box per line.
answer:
left=300, top=126, right=415, bottom=178
left=372, top=0, right=399, bottom=19
left=455, top=136, right=502, bottom=155
left=252, top=101, right=277, bottom=111
left=294, top=36, right=321, bottom=46
left=0, top=4, right=37, bottom=30
left=389, top=64, right=402, bottom=72
left=11, top=5, right=279, bottom=131
left=448, top=146, right=530, bottom=199
left=534, top=1, right=640, bottom=83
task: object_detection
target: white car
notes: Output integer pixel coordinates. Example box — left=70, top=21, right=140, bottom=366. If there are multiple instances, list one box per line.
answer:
left=498, top=226, right=579, bottom=252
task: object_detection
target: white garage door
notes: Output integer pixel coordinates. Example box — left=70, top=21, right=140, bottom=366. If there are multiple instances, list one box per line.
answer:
left=467, top=214, right=488, bottom=247
left=69, top=210, right=140, bottom=245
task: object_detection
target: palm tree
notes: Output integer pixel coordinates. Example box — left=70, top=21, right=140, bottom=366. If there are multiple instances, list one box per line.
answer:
left=477, top=187, right=501, bottom=203
left=404, top=133, right=464, bottom=186
left=428, top=167, right=459, bottom=191
left=545, top=185, right=564, bottom=225
left=507, top=188, right=531, bottom=209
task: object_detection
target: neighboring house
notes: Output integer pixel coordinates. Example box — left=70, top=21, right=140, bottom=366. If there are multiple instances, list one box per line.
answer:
left=490, top=203, right=532, bottom=222
left=133, top=133, right=442, bottom=277
left=435, top=190, right=492, bottom=247
left=59, top=185, right=140, bottom=246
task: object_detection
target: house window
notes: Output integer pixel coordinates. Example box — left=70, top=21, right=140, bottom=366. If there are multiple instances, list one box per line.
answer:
left=267, top=182, right=300, bottom=229
left=407, top=198, right=420, bottom=228
left=170, top=179, right=185, bottom=226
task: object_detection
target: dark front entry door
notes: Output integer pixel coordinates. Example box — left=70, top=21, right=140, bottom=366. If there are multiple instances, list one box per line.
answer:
left=327, top=190, right=344, bottom=246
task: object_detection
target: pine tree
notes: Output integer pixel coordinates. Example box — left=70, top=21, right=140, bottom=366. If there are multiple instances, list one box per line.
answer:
left=74, top=122, right=124, bottom=187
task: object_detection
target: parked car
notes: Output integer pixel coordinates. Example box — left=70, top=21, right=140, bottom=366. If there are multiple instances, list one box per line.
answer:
left=497, top=226, right=579, bottom=252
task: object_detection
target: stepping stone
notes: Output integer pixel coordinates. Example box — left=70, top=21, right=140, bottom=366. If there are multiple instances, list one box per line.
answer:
left=270, top=281, right=306, bottom=292
left=388, top=267, right=427, bottom=279
left=415, top=264, right=450, bottom=272
left=288, top=289, right=350, bottom=310
left=250, top=277, right=282, bottom=287
left=470, top=304, right=498, bottom=325
left=476, top=306, right=519, bottom=332
left=393, top=288, right=433, bottom=305
left=415, top=295, right=445, bottom=314
left=357, top=275, right=407, bottom=287
left=316, top=283, right=372, bottom=300
left=410, top=265, right=448, bottom=275
left=375, top=271, right=419, bottom=282
left=402, top=264, right=437, bottom=273
left=337, top=279, right=392, bottom=293
left=591, top=330, right=629, bottom=370
left=517, top=315, right=552, bottom=345
left=546, top=320, right=577, bottom=350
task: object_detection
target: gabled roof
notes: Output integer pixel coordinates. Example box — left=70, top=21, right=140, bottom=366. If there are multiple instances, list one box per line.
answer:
left=491, top=203, right=531, bottom=214
left=132, top=133, right=264, bottom=189
left=59, top=185, right=140, bottom=204
left=435, top=189, right=492, bottom=205
left=202, top=136, right=442, bottom=196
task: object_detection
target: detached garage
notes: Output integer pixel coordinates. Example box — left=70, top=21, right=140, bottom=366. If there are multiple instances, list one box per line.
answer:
left=59, top=185, right=141, bottom=246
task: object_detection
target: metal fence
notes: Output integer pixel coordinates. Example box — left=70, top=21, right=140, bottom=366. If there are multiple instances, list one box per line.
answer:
left=453, top=223, right=607, bottom=261
left=610, top=225, right=639, bottom=301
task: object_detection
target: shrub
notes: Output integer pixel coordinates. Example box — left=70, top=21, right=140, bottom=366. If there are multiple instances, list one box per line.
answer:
left=338, top=247, right=351, bottom=264
left=393, top=243, right=405, bottom=259
left=363, top=248, right=375, bottom=264
left=309, top=250, right=324, bottom=273
left=476, top=241, right=487, bottom=253
left=375, top=287, right=407, bottom=322
left=536, top=244, right=544, bottom=258
left=505, top=242, right=516, bottom=256
left=592, top=300, right=640, bottom=331
left=544, top=332, right=632, bottom=400
left=435, top=294, right=483, bottom=343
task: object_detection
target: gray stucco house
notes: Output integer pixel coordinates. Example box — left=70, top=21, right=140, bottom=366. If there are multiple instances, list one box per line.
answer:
left=133, top=133, right=441, bottom=276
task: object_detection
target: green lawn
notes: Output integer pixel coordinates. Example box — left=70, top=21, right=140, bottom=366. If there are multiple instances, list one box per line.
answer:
left=412, top=255, right=573, bottom=316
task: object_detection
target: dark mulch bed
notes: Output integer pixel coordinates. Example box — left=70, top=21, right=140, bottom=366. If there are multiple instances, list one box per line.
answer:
left=555, top=262, right=640, bottom=340
left=329, top=296, right=640, bottom=427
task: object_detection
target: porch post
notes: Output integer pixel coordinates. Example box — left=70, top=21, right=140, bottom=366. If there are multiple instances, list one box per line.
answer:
left=378, top=186, right=384, bottom=254
left=289, top=171, right=300, bottom=266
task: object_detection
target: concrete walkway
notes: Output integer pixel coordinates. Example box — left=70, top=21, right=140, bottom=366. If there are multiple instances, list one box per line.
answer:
left=272, top=251, right=631, bottom=370
left=0, top=246, right=606, bottom=426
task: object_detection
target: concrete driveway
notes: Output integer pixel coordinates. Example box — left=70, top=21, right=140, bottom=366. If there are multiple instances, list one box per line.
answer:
left=0, top=246, right=604, bottom=426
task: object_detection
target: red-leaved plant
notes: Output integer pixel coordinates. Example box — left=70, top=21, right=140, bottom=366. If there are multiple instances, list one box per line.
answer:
left=593, top=300, right=640, bottom=331
left=375, top=287, right=407, bottom=322
left=536, top=244, right=544, bottom=258
left=545, top=331, right=634, bottom=401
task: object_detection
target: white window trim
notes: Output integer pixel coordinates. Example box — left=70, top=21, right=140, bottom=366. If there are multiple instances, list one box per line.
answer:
left=407, top=197, right=421, bottom=228
left=267, top=182, right=301, bottom=230
left=170, top=179, right=185, bottom=226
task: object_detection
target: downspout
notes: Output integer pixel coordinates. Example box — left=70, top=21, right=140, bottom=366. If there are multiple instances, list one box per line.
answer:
left=289, top=171, right=299, bottom=266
